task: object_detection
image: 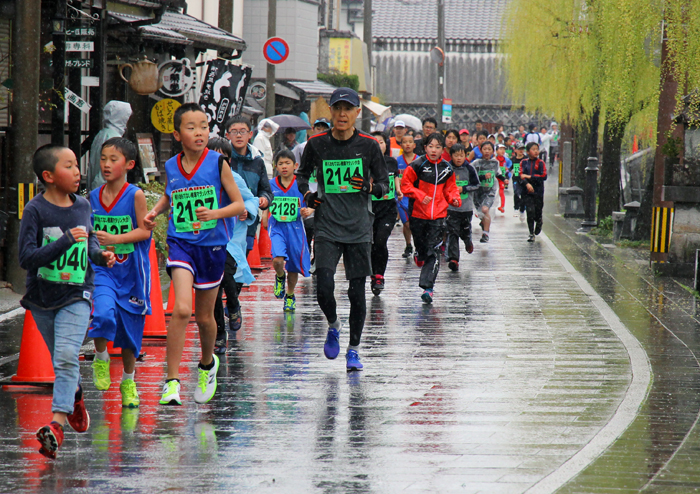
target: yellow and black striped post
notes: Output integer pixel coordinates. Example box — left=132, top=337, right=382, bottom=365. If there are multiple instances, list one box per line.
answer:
left=650, top=203, right=674, bottom=262
left=17, top=183, right=36, bottom=220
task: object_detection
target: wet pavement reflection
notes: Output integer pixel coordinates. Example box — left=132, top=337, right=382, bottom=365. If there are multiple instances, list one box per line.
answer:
left=0, top=191, right=650, bottom=493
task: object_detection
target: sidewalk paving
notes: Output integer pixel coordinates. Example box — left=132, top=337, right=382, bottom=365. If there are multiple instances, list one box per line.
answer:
left=0, top=189, right=653, bottom=493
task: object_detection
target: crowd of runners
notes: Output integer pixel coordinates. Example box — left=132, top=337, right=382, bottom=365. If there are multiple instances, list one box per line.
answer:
left=17, top=87, right=555, bottom=459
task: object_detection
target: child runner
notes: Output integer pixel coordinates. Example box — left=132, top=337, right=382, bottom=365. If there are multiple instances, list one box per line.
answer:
left=401, top=132, right=461, bottom=303
left=208, top=137, right=258, bottom=354
left=445, top=143, right=480, bottom=271
left=388, top=120, right=407, bottom=158
left=442, top=129, right=460, bottom=162
left=396, top=135, right=417, bottom=258
left=495, top=144, right=512, bottom=213
left=459, top=129, right=472, bottom=151
left=467, top=130, right=488, bottom=162
left=144, top=103, right=245, bottom=405
left=269, top=150, right=312, bottom=311
left=296, top=87, right=389, bottom=371
left=89, top=138, right=152, bottom=408
left=19, top=144, right=116, bottom=459
left=471, top=141, right=502, bottom=243
left=511, top=143, right=526, bottom=221
left=370, top=131, right=402, bottom=296
left=520, top=142, right=548, bottom=242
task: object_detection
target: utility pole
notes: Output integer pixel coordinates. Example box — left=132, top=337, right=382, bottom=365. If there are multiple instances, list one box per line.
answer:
left=437, top=0, right=445, bottom=129
left=265, top=0, right=276, bottom=118
left=361, top=0, right=372, bottom=132
left=7, top=0, right=41, bottom=290
left=218, top=0, right=233, bottom=33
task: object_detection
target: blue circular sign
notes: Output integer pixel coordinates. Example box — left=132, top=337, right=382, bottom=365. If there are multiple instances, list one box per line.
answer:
left=263, top=37, right=289, bottom=65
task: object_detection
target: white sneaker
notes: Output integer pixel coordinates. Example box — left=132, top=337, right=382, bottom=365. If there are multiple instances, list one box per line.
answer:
left=159, top=380, right=182, bottom=406
left=194, top=354, right=220, bottom=404
left=520, top=212, right=526, bottom=222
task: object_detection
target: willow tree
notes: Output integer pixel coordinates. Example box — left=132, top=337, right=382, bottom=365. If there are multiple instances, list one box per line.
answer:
left=502, top=0, right=660, bottom=221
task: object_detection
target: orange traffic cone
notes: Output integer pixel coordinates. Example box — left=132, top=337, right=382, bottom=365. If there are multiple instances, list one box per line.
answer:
left=8, top=311, right=55, bottom=386
left=247, top=236, right=267, bottom=270
left=259, top=225, right=272, bottom=260
left=144, top=239, right=167, bottom=339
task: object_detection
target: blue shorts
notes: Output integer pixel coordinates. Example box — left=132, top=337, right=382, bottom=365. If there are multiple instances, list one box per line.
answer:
left=397, top=196, right=410, bottom=224
left=89, top=288, right=145, bottom=356
left=270, top=224, right=310, bottom=276
left=166, top=237, right=226, bottom=290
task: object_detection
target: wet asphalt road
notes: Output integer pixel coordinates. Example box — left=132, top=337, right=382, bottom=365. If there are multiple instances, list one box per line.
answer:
left=0, top=179, right=696, bottom=493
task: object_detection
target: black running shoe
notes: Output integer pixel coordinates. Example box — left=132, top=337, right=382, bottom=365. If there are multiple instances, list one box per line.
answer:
left=402, top=244, right=413, bottom=258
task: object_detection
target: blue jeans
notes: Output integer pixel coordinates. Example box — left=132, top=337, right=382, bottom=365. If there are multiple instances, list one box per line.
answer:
left=32, top=301, right=91, bottom=414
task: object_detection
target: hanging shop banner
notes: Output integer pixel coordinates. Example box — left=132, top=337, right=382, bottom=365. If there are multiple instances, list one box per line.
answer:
left=198, top=60, right=253, bottom=137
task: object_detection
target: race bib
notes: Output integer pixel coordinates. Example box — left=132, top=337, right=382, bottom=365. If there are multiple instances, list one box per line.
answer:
left=171, top=186, right=219, bottom=233
left=322, top=159, right=362, bottom=194
left=372, top=173, right=396, bottom=201
left=38, top=236, right=87, bottom=284
left=456, top=180, right=469, bottom=200
left=479, top=171, right=495, bottom=188
left=93, top=214, right=134, bottom=254
left=512, top=162, right=521, bottom=176
left=270, top=196, right=299, bottom=222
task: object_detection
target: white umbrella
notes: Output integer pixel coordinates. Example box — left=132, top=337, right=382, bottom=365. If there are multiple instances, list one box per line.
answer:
left=391, top=114, right=422, bottom=132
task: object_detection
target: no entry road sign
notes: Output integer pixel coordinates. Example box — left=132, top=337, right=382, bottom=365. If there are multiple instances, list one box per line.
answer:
left=263, top=37, right=289, bottom=65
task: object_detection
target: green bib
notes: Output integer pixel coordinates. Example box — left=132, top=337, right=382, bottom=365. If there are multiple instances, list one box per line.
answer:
left=512, top=162, right=521, bottom=176
left=171, top=186, right=219, bottom=233
left=372, top=173, right=396, bottom=201
left=270, top=196, right=300, bottom=222
left=93, top=214, right=134, bottom=254
left=456, top=180, right=469, bottom=200
left=38, top=236, right=87, bottom=284
left=479, top=171, right=495, bottom=188
left=309, top=172, right=317, bottom=184
left=322, top=159, right=362, bottom=194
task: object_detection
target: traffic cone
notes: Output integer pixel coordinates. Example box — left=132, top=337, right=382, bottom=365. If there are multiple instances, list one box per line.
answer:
left=247, top=236, right=267, bottom=270
left=8, top=311, right=55, bottom=386
left=144, top=239, right=167, bottom=339
left=259, top=225, right=272, bottom=260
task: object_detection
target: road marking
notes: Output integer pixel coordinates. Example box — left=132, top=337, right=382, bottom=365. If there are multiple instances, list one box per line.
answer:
left=524, top=232, right=652, bottom=494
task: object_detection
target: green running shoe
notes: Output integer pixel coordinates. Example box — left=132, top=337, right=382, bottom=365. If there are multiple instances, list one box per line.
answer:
left=159, top=380, right=181, bottom=406
left=194, top=354, right=220, bottom=404
left=274, top=274, right=286, bottom=299
left=120, top=378, right=140, bottom=408
left=92, top=358, right=111, bottom=391
left=284, top=294, right=296, bottom=312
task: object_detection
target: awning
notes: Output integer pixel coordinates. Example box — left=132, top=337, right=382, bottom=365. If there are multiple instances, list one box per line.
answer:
left=361, top=99, right=391, bottom=117
left=109, top=10, right=247, bottom=52
left=286, top=80, right=338, bottom=99
left=274, top=83, right=300, bottom=101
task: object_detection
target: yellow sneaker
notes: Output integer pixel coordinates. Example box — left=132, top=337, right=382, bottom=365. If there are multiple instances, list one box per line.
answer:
left=92, top=358, right=111, bottom=391
left=120, top=378, right=140, bottom=408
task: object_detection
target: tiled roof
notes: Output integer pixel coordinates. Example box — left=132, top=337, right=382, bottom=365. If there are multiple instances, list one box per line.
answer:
left=372, top=0, right=508, bottom=41
left=109, top=10, right=246, bottom=51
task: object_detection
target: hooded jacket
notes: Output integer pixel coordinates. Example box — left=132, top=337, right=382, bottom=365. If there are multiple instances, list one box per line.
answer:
left=88, top=101, right=132, bottom=190
left=252, top=118, right=280, bottom=177
left=401, top=156, right=461, bottom=220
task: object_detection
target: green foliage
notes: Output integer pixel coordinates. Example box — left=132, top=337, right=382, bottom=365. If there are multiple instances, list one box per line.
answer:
left=590, top=215, right=613, bottom=238
left=138, top=181, right=168, bottom=259
left=502, top=0, right=660, bottom=128
left=662, top=135, right=682, bottom=159
left=616, top=239, right=650, bottom=249
left=318, top=72, right=359, bottom=91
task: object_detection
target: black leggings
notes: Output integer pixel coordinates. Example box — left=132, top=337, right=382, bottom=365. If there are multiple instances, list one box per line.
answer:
left=214, top=253, right=239, bottom=338
left=523, top=194, right=544, bottom=235
left=371, top=204, right=397, bottom=276
left=316, top=268, right=366, bottom=347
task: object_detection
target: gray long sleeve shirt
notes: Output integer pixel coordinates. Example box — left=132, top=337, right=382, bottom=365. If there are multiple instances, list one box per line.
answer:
left=448, top=162, right=480, bottom=212
left=19, top=193, right=107, bottom=310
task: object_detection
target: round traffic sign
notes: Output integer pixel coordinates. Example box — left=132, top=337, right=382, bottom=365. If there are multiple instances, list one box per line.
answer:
left=263, top=37, right=289, bottom=65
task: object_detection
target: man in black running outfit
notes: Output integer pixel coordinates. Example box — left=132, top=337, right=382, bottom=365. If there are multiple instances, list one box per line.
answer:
left=296, top=88, right=389, bottom=371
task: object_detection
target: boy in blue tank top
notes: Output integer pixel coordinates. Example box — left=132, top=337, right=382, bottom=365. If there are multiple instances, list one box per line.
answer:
left=269, top=150, right=312, bottom=311
left=88, top=138, right=152, bottom=408
left=144, top=103, right=245, bottom=406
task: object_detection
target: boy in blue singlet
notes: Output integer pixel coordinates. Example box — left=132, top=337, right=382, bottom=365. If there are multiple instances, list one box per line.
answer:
left=89, top=138, right=152, bottom=408
left=269, top=150, right=312, bottom=311
left=144, top=103, right=245, bottom=406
